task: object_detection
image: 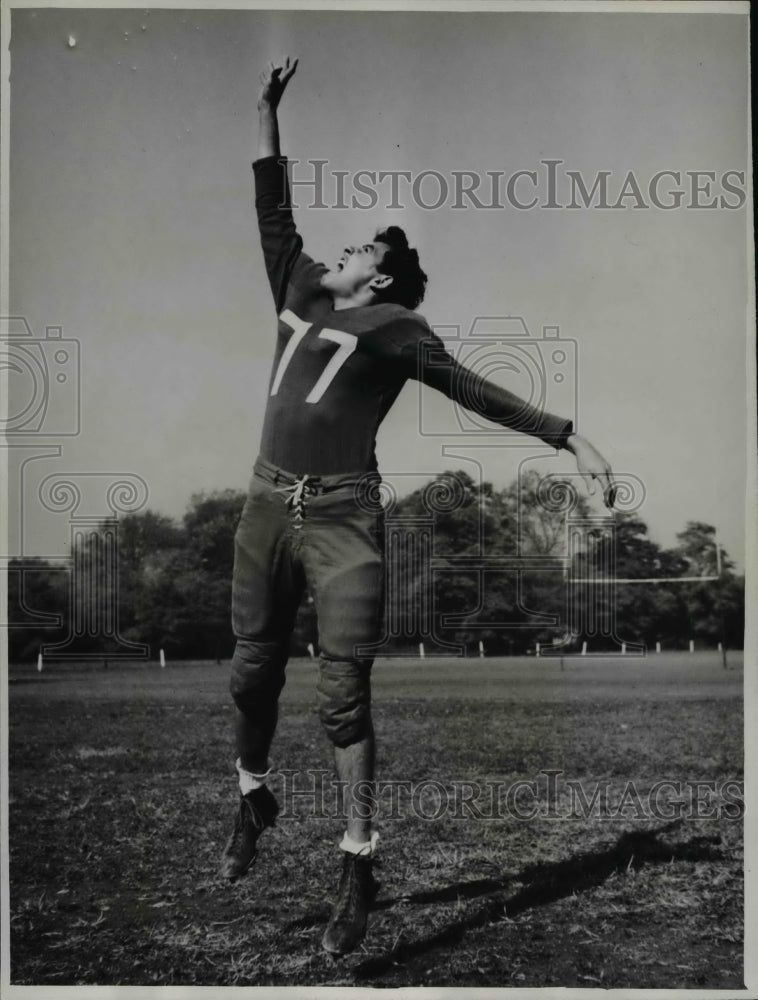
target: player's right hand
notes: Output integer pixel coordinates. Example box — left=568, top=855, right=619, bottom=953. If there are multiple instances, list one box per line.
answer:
left=258, top=56, right=299, bottom=110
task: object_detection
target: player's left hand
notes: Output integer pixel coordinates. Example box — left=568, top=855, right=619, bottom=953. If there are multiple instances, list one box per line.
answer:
left=565, top=433, right=616, bottom=508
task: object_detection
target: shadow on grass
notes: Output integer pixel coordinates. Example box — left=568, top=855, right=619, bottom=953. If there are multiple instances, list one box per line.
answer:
left=337, top=820, right=723, bottom=977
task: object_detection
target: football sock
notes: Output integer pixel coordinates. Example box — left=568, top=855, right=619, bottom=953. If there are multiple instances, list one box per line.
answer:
left=339, top=830, right=379, bottom=857
left=236, top=758, right=272, bottom=795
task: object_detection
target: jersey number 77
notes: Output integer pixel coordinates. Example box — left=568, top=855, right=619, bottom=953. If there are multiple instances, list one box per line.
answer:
left=270, top=309, right=358, bottom=404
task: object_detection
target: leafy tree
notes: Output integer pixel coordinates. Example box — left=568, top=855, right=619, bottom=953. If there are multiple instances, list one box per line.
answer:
left=674, top=522, right=743, bottom=648
left=571, top=515, right=691, bottom=648
left=384, top=469, right=593, bottom=653
left=166, top=490, right=247, bottom=658
left=676, top=521, right=732, bottom=576
left=117, top=510, right=185, bottom=642
left=183, top=490, right=246, bottom=574
left=504, top=470, right=592, bottom=651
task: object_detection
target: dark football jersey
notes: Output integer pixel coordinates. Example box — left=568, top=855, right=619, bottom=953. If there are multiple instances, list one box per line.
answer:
left=253, top=156, right=573, bottom=475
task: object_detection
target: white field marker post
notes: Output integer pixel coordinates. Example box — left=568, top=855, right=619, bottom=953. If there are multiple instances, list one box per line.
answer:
left=581, top=641, right=587, bottom=656
left=159, top=648, right=166, bottom=668
left=536, top=642, right=540, bottom=658
left=655, top=641, right=661, bottom=653
left=621, top=642, right=626, bottom=655
left=689, top=640, right=694, bottom=653
left=37, top=652, right=43, bottom=673
left=478, top=640, right=484, bottom=658
left=419, top=642, right=425, bottom=659
left=307, top=643, right=315, bottom=659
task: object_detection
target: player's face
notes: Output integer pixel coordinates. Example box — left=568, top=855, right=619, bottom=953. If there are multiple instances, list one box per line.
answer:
left=322, top=242, right=390, bottom=296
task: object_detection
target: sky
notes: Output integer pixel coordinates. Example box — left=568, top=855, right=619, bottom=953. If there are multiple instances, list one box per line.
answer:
left=4, top=4, right=752, bottom=570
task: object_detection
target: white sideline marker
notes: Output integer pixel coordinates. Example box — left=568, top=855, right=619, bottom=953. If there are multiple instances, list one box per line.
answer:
left=581, top=641, right=587, bottom=656
left=307, top=642, right=315, bottom=659
left=536, top=642, right=540, bottom=657
left=621, top=642, right=626, bottom=655
left=478, top=640, right=484, bottom=658
left=159, top=648, right=166, bottom=668
left=655, top=641, right=661, bottom=653
left=718, top=641, right=723, bottom=652
left=689, top=639, right=695, bottom=653
left=37, top=652, right=43, bottom=673
left=419, top=642, right=425, bottom=659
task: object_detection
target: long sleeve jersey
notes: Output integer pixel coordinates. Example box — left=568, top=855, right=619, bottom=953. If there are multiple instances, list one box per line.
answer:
left=254, top=156, right=573, bottom=475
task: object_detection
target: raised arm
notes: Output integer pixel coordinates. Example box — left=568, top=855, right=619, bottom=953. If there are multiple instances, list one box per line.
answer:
left=253, top=58, right=327, bottom=312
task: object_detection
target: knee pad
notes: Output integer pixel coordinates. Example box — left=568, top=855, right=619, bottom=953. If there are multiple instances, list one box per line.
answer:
left=230, top=639, right=286, bottom=712
left=317, top=657, right=372, bottom=748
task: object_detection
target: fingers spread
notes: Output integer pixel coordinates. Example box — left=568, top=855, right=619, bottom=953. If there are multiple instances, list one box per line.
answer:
left=261, top=55, right=298, bottom=90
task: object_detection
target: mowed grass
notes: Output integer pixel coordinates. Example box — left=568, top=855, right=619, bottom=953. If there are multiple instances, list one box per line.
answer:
left=8, top=652, right=744, bottom=988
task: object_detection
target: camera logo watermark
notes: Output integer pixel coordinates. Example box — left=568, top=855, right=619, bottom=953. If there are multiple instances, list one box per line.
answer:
left=2, top=316, right=151, bottom=660
left=418, top=317, right=577, bottom=443
left=1, top=317, right=81, bottom=436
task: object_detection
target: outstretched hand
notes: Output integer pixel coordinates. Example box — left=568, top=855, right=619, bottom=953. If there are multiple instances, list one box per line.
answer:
left=258, top=56, right=298, bottom=110
left=566, top=433, right=617, bottom=509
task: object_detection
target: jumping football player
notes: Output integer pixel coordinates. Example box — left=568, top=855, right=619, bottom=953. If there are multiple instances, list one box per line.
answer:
left=220, top=56, right=615, bottom=955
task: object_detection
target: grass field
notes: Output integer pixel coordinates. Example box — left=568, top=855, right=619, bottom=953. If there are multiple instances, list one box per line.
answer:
left=7, top=651, right=744, bottom=988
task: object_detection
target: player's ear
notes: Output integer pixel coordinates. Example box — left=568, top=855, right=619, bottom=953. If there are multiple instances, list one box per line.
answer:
left=369, top=273, right=393, bottom=292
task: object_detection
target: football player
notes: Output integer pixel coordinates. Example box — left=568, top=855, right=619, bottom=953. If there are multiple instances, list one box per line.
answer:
left=220, top=56, right=615, bottom=955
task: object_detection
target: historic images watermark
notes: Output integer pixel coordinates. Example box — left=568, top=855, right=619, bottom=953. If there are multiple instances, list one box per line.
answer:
left=286, top=159, right=747, bottom=212
left=278, top=768, right=744, bottom=824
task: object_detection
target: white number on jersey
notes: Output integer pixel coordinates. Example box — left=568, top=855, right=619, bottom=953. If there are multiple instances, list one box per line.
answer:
left=271, top=309, right=358, bottom=403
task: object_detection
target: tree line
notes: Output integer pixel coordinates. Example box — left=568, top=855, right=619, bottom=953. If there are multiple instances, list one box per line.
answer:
left=7, top=470, right=744, bottom=661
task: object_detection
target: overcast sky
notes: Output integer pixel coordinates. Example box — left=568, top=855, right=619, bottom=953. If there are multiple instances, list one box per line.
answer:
left=5, top=4, right=751, bottom=569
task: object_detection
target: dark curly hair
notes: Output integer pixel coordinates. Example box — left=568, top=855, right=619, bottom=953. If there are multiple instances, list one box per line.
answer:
left=373, top=226, right=428, bottom=311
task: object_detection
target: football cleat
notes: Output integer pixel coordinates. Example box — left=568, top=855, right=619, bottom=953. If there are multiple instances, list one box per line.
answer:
left=219, top=785, right=279, bottom=880
left=322, top=852, right=380, bottom=955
